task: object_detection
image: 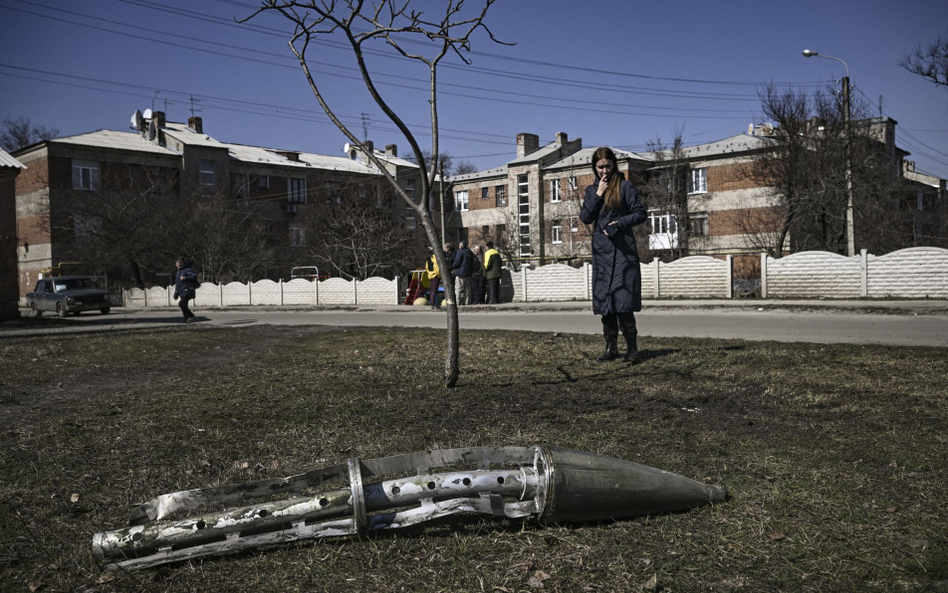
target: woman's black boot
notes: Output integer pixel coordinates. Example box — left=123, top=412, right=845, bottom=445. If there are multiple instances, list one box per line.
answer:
left=623, top=331, right=639, bottom=363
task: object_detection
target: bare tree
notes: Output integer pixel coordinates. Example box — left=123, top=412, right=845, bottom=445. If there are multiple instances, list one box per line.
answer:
left=1, top=116, right=59, bottom=152
left=641, top=131, right=709, bottom=261
left=454, top=160, right=478, bottom=175
left=241, top=0, right=511, bottom=387
left=737, top=85, right=913, bottom=257
left=901, top=35, right=948, bottom=89
left=52, top=165, right=274, bottom=288
left=301, top=180, right=423, bottom=279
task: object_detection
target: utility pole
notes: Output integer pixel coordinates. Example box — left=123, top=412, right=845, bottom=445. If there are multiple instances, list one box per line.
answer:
left=842, top=75, right=854, bottom=257
left=803, top=49, right=855, bottom=256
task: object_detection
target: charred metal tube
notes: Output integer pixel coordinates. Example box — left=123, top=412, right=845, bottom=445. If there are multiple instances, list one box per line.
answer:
left=93, top=445, right=727, bottom=571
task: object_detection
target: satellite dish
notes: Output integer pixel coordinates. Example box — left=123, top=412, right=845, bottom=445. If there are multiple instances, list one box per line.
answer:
left=343, top=142, right=351, bottom=154
left=148, top=119, right=157, bottom=141
left=131, top=109, right=144, bottom=132
left=143, top=108, right=153, bottom=119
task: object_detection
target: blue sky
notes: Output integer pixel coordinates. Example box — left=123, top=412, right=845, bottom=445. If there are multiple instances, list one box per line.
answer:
left=1, top=0, right=947, bottom=179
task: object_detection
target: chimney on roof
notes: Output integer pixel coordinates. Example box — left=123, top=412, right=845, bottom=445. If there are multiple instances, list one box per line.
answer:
left=188, top=116, right=203, bottom=134
left=385, top=144, right=397, bottom=157
left=153, top=111, right=165, bottom=129
left=516, top=133, right=539, bottom=158
left=555, top=132, right=568, bottom=146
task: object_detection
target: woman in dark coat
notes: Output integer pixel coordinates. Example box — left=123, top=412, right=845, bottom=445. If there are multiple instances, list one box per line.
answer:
left=579, top=147, right=647, bottom=362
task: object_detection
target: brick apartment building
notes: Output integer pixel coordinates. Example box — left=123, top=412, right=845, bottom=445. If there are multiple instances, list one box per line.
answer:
left=1, top=148, right=26, bottom=319
left=449, top=120, right=946, bottom=270
left=12, top=110, right=438, bottom=298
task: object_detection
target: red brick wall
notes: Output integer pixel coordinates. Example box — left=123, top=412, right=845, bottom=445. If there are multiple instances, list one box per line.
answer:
left=0, top=169, right=20, bottom=319
left=707, top=162, right=761, bottom=193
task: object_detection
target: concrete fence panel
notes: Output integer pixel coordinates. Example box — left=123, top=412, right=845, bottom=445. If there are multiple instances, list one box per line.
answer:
left=524, top=264, right=586, bottom=302
left=147, top=286, right=170, bottom=307
left=283, top=278, right=315, bottom=305
left=251, top=279, right=282, bottom=306
left=505, top=269, right=522, bottom=302
left=660, top=256, right=730, bottom=298
left=124, top=287, right=145, bottom=308
left=356, top=277, right=398, bottom=305
left=222, top=282, right=251, bottom=306
left=197, top=283, right=222, bottom=307
left=766, top=251, right=862, bottom=298
left=640, top=261, right=657, bottom=299
left=868, top=247, right=948, bottom=298
left=318, top=278, right=354, bottom=305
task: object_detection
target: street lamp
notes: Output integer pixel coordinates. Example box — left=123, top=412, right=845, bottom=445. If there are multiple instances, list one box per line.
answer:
left=803, top=49, right=855, bottom=257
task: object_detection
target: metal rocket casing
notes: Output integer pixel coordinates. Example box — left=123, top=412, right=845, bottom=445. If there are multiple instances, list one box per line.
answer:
left=533, top=445, right=728, bottom=523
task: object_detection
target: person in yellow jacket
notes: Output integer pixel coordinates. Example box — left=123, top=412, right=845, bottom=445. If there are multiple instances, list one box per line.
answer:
left=426, top=245, right=441, bottom=309
left=483, top=241, right=503, bottom=304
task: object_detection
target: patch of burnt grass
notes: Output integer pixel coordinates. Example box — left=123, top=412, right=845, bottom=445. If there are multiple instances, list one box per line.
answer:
left=1, top=326, right=946, bottom=592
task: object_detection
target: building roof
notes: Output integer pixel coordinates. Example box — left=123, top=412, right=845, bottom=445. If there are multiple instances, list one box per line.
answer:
left=508, top=140, right=564, bottom=165
left=449, top=165, right=508, bottom=183
left=0, top=147, right=26, bottom=169
left=545, top=146, right=653, bottom=171
left=162, top=122, right=231, bottom=149
left=50, top=129, right=182, bottom=155
left=643, top=133, right=778, bottom=161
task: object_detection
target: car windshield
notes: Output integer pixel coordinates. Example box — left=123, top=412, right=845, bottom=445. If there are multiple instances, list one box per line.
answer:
left=53, top=278, right=96, bottom=292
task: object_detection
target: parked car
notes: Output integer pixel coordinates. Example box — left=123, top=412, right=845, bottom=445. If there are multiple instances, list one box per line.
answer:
left=26, top=276, right=111, bottom=317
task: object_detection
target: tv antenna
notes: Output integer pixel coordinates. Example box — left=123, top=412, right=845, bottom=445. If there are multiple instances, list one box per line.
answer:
left=361, top=113, right=371, bottom=142
left=190, top=95, right=203, bottom=118
left=153, top=91, right=174, bottom=115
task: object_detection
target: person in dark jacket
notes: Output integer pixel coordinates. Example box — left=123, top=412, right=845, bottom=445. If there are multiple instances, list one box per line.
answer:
left=579, top=147, right=647, bottom=362
left=470, top=245, right=485, bottom=304
left=452, top=241, right=476, bottom=305
left=483, top=241, right=503, bottom=304
left=173, top=257, right=199, bottom=322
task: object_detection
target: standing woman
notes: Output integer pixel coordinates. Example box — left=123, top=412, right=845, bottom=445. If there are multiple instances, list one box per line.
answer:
left=579, top=147, right=647, bottom=362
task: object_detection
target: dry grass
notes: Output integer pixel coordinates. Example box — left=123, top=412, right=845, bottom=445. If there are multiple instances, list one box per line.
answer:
left=1, top=325, right=946, bottom=592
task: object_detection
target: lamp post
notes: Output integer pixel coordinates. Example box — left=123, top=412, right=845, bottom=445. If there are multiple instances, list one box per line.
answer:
left=803, top=49, right=855, bottom=257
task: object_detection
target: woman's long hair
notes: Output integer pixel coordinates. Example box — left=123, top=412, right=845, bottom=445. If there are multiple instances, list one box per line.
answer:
left=591, top=146, right=622, bottom=210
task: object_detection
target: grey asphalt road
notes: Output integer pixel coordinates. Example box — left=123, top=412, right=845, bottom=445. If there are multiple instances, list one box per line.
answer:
left=9, top=303, right=946, bottom=347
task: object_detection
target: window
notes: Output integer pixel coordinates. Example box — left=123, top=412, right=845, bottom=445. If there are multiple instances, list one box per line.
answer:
left=568, top=176, right=578, bottom=191
left=236, top=173, right=250, bottom=198
left=71, top=159, right=100, bottom=190
left=258, top=175, right=270, bottom=190
left=497, top=224, right=506, bottom=240
left=495, top=185, right=507, bottom=207
left=289, top=226, right=305, bottom=247
left=288, top=178, right=307, bottom=203
left=482, top=225, right=490, bottom=239
left=689, top=212, right=709, bottom=237
left=688, top=168, right=707, bottom=194
left=517, top=174, right=530, bottom=256
left=647, top=209, right=679, bottom=250
left=481, top=187, right=489, bottom=199
left=358, top=184, right=366, bottom=199
left=199, top=160, right=215, bottom=190
left=551, top=220, right=563, bottom=244
left=570, top=216, right=579, bottom=232
left=550, top=179, right=562, bottom=202
left=456, top=190, right=469, bottom=212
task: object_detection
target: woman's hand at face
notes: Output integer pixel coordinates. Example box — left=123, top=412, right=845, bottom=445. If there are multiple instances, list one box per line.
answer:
left=596, top=174, right=609, bottom=196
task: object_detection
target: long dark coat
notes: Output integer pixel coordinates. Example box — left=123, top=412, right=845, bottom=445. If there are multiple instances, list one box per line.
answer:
left=579, top=178, right=647, bottom=315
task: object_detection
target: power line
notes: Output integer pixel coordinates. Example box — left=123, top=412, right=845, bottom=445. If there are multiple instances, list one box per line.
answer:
left=3, top=1, right=773, bottom=116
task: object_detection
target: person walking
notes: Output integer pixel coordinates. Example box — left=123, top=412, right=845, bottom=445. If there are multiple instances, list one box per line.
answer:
left=579, top=147, right=647, bottom=363
left=483, top=241, right=503, bottom=304
left=425, top=246, right=441, bottom=308
left=173, top=257, right=199, bottom=323
left=452, top=241, right=475, bottom=305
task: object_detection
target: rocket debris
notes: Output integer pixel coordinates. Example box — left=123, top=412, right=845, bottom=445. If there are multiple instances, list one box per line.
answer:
left=93, top=445, right=727, bottom=571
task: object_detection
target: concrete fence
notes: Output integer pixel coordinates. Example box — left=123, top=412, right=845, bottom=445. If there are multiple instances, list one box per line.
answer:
left=761, top=247, right=948, bottom=299
left=124, top=277, right=402, bottom=308
left=124, top=247, right=948, bottom=308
